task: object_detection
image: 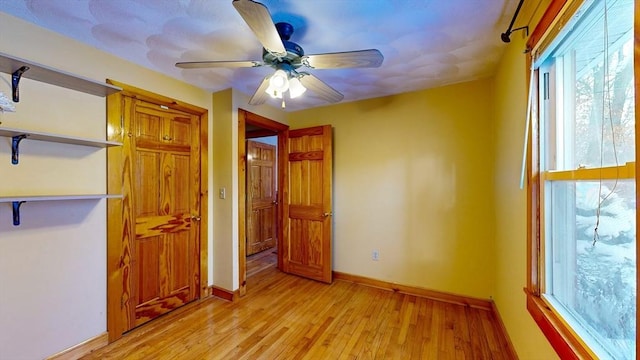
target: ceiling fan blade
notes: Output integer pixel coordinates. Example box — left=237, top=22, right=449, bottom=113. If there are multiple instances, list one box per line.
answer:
left=176, top=60, right=262, bottom=69
left=302, top=49, right=384, bottom=69
left=232, top=0, right=287, bottom=57
left=298, top=73, right=344, bottom=103
left=248, top=76, right=272, bottom=105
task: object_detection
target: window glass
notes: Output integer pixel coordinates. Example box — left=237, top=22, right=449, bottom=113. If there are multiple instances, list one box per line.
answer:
left=545, top=0, right=635, bottom=171
left=539, top=0, right=636, bottom=358
left=547, top=180, right=636, bottom=359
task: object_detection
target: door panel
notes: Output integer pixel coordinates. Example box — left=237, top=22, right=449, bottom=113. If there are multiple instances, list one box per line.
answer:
left=172, top=155, right=191, bottom=213
left=136, top=151, right=160, bottom=217
left=170, top=118, right=192, bottom=147
left=137, top=237, right=160, bottom=304
left=246, top=140, right=277, bottom=256
left=135, top=112, right=162, bottom=144
left=129, top=99, right=200, bottom=329
left=283, top=125, right=332, bottom=283
left=170, top=232, right=190, bottom=290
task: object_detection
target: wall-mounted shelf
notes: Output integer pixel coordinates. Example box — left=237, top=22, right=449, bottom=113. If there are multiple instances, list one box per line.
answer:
left=0, top=194, right=122, bottom=202
left=0, top=52, right=123, bottom=227
left=0, top=127, right=122, bottom=164
left=0, top=51, right=121, bottom=101
left=0, top=194, right=122, bottom=226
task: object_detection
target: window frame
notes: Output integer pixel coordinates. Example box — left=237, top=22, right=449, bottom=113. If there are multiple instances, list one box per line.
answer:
left=525, top=0, right=639, bottom=358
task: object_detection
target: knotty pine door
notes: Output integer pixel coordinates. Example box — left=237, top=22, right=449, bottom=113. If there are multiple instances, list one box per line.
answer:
left=246, top=140, right=277, bottom=256
left=128, top=98, right=201, bottom=329
left=282, top=125, right=333, bottom=283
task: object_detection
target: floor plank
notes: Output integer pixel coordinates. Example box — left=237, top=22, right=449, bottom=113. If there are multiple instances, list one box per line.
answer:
left=82, top=266, right=515, bottom=359
left=246, top=248, right=277, bottom=278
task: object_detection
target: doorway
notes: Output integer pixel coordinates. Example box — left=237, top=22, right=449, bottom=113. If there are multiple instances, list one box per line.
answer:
left=246, top=138, right=278, bottom=277
left=238, top=109, right=288, bottom=296
left=238, top=110, right=334, bottom=295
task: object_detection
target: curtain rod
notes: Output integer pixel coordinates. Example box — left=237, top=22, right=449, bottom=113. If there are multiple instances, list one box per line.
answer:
left=501, top=0, right=529, bottom=43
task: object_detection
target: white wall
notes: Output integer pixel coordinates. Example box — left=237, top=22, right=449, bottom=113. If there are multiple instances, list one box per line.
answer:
left=0, top=13, right=211, bottom=359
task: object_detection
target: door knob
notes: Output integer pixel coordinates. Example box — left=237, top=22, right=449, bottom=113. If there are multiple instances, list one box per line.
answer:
left=191, top=215, right=201, bottom=221
left=163, top=135, right=173, bottom=141
left=323, top=212, right=332, bottom=217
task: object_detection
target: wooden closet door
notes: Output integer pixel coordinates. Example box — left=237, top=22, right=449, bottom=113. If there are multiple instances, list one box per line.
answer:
left=128, top=99, right=200, bottom=328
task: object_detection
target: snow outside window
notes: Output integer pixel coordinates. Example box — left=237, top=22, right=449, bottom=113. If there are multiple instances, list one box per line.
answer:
left=538, top=0, right=635, bottom=358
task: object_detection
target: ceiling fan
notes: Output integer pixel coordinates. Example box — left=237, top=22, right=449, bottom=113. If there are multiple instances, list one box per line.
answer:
left=175, top=0, right=384, bottom=107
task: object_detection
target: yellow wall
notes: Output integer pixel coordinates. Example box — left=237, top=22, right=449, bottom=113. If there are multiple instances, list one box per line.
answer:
left=491, top=0, right=558, bottom=358
left=212, top=89, right=235, bottom=290
left=289, top=80, right=496, bottom=298
left=0, top=2, right=565, bottom=358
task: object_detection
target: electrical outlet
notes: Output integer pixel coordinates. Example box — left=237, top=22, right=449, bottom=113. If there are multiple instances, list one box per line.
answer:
left=372, top=249, right=380, bottom=261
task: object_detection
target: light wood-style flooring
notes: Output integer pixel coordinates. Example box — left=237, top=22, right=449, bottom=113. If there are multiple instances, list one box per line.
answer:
left=82, top=254, right=514, bottom=359
left=246, top=248, right=278, bottom=278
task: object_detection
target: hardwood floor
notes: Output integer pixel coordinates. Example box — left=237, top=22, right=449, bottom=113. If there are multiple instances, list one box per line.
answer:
left=246, top=248, right=277, bottom=278
left=82, top=264, right=514, bottom=359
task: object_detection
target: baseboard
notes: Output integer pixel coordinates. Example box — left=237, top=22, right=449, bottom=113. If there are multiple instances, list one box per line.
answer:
left=209, top=285, right=238, bottom=302
left=46, top=332, right=108, bottom=360
left=333, top=271, right=493, bottom=310
left=490, top=301, right=519, bottom=359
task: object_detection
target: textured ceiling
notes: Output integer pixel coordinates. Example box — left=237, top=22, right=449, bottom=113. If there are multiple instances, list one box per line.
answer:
left=0, top=0, right=517, bottom=111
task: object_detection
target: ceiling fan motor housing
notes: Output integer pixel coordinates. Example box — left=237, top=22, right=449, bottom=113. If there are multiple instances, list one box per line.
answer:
left=263, top=22, right=305, bottom=69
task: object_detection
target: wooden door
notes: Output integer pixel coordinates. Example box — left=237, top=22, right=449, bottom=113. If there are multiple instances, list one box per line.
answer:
left=282, top=125, right=333, bottom=283
left=246, top=140, right=277, bottom=256
left=129, top=99, right=200, bottom=328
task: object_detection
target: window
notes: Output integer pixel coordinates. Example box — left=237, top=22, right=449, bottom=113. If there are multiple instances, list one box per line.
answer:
left=529, top=0, right=636, bottom=358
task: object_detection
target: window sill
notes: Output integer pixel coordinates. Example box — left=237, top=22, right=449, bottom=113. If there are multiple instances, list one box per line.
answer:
left=525, top=290, right=596, bottom=359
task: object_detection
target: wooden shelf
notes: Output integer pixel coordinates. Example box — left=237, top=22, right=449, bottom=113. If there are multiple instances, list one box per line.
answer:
left=0, top=194, right=122, bottom=203
left=0, top=51, right=121, bottom=97
left=0, top=127, right=121, bottom=164
left=1, top=194, right=122, bottom=226
left=0, top=52, right=123, bottom=226
left=0, top=127, right=121, bottom=148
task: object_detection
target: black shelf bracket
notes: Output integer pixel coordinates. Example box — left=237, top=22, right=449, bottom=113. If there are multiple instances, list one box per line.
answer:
left=12, top=201, right=26, bottom=226
left=12, top=65, right=30, bottom=102
left=11, top=134, right=27, bottom=165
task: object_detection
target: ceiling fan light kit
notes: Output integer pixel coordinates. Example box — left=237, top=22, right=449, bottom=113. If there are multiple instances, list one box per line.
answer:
left=175, top=0, right=383, bottom=107
left=265, top=69, right=290, bottom=98
left=288, top=77, right=307, bottom=99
